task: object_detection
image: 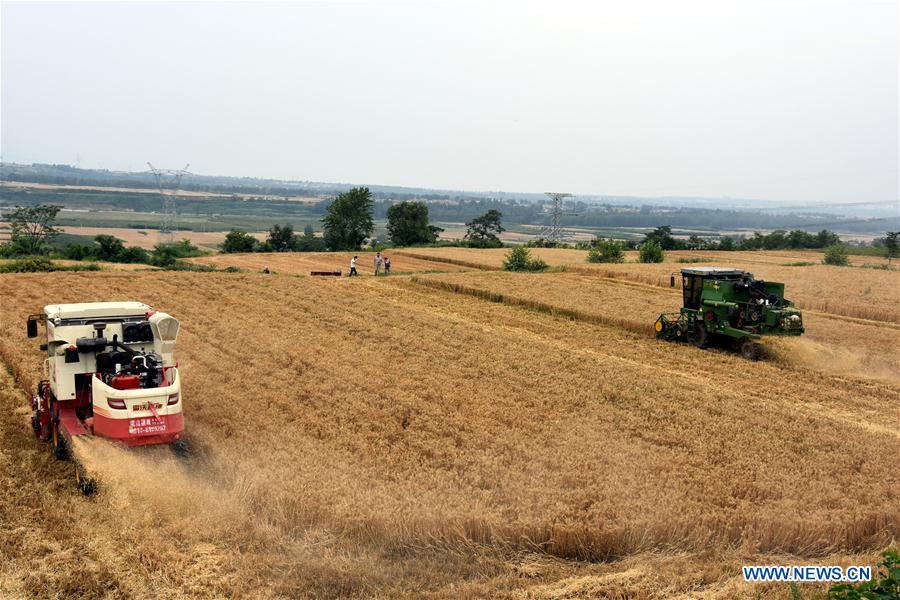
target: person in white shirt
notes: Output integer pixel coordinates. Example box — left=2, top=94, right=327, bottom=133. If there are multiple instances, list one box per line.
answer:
left=349, top=256, right=358, bottom=277
left=374, top=252, right=383, bottom=276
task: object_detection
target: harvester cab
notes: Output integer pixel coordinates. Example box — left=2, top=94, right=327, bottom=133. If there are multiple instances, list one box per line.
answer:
left=654, top=267, right=804, bottom=359
left=27, top=302, right=185, bottom=486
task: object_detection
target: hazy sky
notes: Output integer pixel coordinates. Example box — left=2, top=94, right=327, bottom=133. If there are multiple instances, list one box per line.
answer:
left=2, top=0, right=898, bottom=202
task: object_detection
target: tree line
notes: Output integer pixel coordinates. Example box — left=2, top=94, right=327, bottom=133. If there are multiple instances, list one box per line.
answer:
left=221, top=187, right=506, bottom=253
left=0, top=205, right=206, bottom=267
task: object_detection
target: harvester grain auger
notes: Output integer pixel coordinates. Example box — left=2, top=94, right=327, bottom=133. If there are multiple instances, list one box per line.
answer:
left=654, top=267, right=804, bottom=360
left=26, top=302, right=186, bottom=493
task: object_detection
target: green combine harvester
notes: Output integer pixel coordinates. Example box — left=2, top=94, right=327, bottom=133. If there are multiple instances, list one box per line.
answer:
left=655, top=267, right=804, bottom=359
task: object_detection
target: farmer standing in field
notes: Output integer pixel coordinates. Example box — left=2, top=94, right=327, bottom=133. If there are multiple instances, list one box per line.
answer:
left=349, top=255, right=358, bottom=277
left=383, top=256, right=391, bottom=275
left=374, top=252, right=383, bottom=276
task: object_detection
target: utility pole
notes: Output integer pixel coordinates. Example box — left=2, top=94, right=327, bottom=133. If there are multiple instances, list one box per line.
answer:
left=147, top=162, right=191, bottom=243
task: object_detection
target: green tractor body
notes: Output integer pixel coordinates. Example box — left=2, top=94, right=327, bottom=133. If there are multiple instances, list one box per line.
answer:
left=655, top=267, right=804, bottom=359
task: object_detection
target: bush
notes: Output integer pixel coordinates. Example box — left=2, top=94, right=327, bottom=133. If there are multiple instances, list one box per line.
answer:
left=0, top=256, right=101, bottom=273
left=639, top=241, right=665, bottom=263
left=117, top=246, right=151, bottom=263
left=828, top=548, right=898, bottom=599
left=587, top=239, right=625, bottom=263
left=151, top=240, right=204, bottom=267
left=503, top=247, right=548, bottom=272
left=526, top=238, right=569, bottom=249
left=823, top=244, right=849, bottom=266
left=62, top=244, right=97, bottom=261
left=158, top=261, right=218, bottom=272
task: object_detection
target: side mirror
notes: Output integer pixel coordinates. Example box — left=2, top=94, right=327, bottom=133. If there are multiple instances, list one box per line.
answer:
left=670, top=274, right=676, bottom=288
left=27, top=318, right=38, bottom=338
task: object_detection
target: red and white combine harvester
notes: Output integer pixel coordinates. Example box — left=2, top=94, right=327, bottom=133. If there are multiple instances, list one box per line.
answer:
left=27, top=302, right=186, bottom=492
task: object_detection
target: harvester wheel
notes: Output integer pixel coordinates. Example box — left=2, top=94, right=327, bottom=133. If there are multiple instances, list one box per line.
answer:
left=740, top=338, right=762, bottom=361
left=73, top=462, right=97, bottom=496
left=688, top=322, right=708, bottom=349
left=51, top=422, right=69, bottom=460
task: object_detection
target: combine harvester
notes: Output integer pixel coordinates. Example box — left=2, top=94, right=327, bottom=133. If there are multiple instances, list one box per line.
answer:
left=26, top=302, right=185, bottom=492
left=655, top=267, right=804, bottom=360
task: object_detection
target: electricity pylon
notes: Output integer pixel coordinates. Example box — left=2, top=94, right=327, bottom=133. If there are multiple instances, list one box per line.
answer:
left=540, top=192, right=576, bottom=243
left=147, top=162, right=191, bottom=242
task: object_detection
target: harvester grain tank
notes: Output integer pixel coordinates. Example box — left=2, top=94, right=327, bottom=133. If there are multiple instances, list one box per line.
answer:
left=26, top=302, right=185, bottom=491
left=654, top=267, right=804, bottom=359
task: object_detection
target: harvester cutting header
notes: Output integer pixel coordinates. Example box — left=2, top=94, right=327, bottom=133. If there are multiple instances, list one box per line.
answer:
left=655, top=267, right=804, bottom=359
left=27, top=302, right=185, bottom=490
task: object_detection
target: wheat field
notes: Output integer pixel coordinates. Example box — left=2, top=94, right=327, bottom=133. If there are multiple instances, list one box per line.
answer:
left=0, top=258, right=897, bottom=598
left=189, top=251, right=465, bottom=276
left=394, top=248, right=900, bottom=323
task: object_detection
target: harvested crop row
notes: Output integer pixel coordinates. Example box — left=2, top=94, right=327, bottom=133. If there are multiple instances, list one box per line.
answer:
left=410, top=274, right=655, bottom=335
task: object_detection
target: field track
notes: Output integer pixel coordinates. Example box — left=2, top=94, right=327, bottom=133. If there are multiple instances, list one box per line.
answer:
left=0, top=266, right=897, bottom=598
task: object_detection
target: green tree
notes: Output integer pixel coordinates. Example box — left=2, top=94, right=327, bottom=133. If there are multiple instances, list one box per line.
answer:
left=222, top=229, right=257, bottom=253
left=295, top=224, right=326, bottom=252
left=266, top=224, right=297, bottom=252
left=718, top=236, right=735, bottom=251
left=386, top=201, right=443, bottom=246
left=740, top=231, right=767, bottom=250
left=823, top=244, right=849, bottom=266
left=762, top=229, right=788, bottom=250
left=5, top=205, right=61, bottom=255
left=643, top=225, right=680, bottom=250
left=63, top=244, right=97, bottom=261
left=787, top=229, right=817, bottom=248
left=502, top=246, right=548, bottom=271
left=117, top=246, right=150, bottom=264
left=639, top=240, right=665, bottom=263
left=687, top=235, right=707, bottom=250
left=587, top=238, right=625, bottom=263
left=94, top=234, right=126, bottom=261
left=816, top=229, right=841, bottom=247
left=464, top=209, right=504, bottom=248
left=884, top=231, right=899, bottom=264
left=322, top=187, right=375, bottom=251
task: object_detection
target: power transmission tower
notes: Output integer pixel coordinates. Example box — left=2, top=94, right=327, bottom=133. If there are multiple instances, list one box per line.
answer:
left=147, top=162, right=191, bottom=242
left=540, top=192, right=575, bottom=243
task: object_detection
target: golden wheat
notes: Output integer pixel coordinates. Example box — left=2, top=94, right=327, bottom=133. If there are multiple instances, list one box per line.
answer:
left=0, top=270, right=897, bottom=598
left=390, top=248, right=900, bottom=323
left=188, top=251, right=466, bottom=276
